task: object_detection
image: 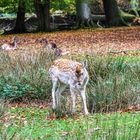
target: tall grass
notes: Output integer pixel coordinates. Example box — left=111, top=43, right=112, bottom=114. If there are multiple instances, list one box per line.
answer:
left=86, top=55, right=140, bottom=112
left=0, top=48, right=55, bottom=101
left=0, top=49, right=140, bottom=112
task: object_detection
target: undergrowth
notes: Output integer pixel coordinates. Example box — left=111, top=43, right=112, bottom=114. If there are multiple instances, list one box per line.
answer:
left=0, top=49, right=140, bottom=112
left=0, top=48, right=55, bottom=101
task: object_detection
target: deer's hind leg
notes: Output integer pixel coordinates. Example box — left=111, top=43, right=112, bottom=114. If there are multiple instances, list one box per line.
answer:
left=51, top=78, right=58, bottom=109
left=55, top=83, right=67, bottom=109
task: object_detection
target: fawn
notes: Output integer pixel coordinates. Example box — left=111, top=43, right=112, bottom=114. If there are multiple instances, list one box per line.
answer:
left=0, top=36, right=18, bottom=50
left=49, top=58, right=89, bottom=115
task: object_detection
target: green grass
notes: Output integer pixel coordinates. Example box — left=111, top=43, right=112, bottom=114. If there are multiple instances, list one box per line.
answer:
left=0, top=47, right=140, bottom=139
left=83, top=55, right=140, bottom=113
left=0, top=107, right=140, bottom=139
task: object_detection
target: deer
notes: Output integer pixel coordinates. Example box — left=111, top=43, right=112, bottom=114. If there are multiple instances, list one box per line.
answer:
left=36, top=38, right=62, bottom=56
left=49, top=58, right=89, bottom=115
left=47, top=42, right=62, bottom=57
left=0, top=36, right=19, bottom=50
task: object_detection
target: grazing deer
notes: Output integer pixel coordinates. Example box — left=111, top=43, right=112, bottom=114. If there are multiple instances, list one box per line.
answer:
left=36, top=38, right=62, bottom=56
left=47, top=42, right=62, bottom=57
left=0, top=36, right=18, bottom=50
left=49, top=59, right=89, bottom=115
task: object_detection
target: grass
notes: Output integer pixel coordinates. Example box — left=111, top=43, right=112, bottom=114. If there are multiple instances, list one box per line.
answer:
left=0, top=48, right=55, bottom=101
left=0, top=50, right=140, bottom=112
left=87, top=55, right=140, bottom=112
left=0, top=106, right=140, bottom=139
left=0, top=43, right=140, bottom=139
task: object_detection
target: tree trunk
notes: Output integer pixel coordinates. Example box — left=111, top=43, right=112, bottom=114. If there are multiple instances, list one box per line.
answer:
left=13, top=0, right=26, bottom=33
left=102, top=0, right=122, bottom=26
left=76, top=0, right=94, bottom=27
left=34, top=0, right=44, bottom=31
left=34, top=0, right=50, bottom=32
left=44, top=2, right=50, bottom=31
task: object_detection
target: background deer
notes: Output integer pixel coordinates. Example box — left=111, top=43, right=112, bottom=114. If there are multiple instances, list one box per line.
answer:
left=49, top=58, right=89, bottom=115
left=36, top=38, right=62, bottom=56
left=0, top=36, right=19, bottom=50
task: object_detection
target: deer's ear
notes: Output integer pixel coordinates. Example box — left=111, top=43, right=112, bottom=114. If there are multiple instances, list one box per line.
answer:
left=82, top=60, right=88, bottom=68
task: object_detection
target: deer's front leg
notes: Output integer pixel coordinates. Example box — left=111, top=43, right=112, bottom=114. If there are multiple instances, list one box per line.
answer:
left=70, top=87, right=76, bottom=113
left=80, top=89, right=89, bottom=115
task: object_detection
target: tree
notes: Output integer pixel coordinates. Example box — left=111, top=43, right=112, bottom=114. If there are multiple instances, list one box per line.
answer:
left=13, top=0, right=26, bottom=33
left=0, top=0, right=18, bottom=13
left=76, top=0, right=94, bottom=27
left=34, top=0, right=50, bottom=32
left=102, top=0, right=123, bottom=26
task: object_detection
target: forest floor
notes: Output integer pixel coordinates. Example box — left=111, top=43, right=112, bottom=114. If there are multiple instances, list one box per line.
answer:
left=0, top=26, right=140, bottom=56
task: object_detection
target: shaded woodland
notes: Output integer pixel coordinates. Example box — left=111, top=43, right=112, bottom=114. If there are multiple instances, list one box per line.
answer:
left=0, top=0, right=140, bottom=34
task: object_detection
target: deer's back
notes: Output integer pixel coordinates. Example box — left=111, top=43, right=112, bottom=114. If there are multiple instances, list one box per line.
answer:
left=50, top=59, right=83, bottom=72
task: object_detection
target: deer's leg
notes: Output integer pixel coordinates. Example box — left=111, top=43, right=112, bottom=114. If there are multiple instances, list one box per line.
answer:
left=70, top=87, right=76, bottom=113
left=55, top=83, right=66, bottom=109
left=80, top=89, right=89, bottom=115
left=51, top=78, right=58, bottom=109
